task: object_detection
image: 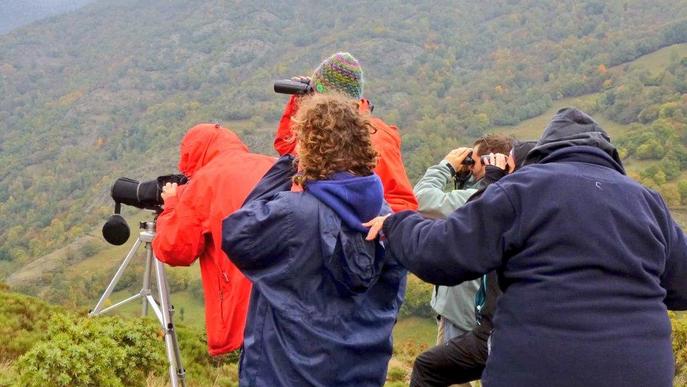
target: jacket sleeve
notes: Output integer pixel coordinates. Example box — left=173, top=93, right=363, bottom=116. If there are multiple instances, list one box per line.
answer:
left=662, top=218, right=687, bottom=310
left=371, top=120, right=418, bottom=212
left=153, top=184, right=206, bottom=267
left=221, top=155, right=296, bottom=274
left=482, top=165, right=509, bottom=186
left=383, top=183, right=518, bottom=286
left=413, top=161, right=478, bottom=218
left=241, top=155, right=295, bottom=204
left=221, top=195, right=293, bottom=276
left=274, top=96, right=299, bottom=156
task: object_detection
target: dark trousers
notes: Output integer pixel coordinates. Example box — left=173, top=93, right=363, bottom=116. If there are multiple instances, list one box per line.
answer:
left=410, top=331, right=488, bottom=387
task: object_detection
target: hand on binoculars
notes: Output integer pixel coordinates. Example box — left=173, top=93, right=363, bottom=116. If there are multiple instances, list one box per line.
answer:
left=483, top=153, right=509, bottom=170
left=291, top=75, right=311, bottom=84
left=444, top=147, right=472, bottom=170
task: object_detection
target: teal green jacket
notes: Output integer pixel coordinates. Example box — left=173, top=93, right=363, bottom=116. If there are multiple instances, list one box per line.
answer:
left=413, top=160, right=480, bottom=333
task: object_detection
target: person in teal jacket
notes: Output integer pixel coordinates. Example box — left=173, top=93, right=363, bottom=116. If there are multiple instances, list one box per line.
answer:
left=413, top=134, right=513, bottom=348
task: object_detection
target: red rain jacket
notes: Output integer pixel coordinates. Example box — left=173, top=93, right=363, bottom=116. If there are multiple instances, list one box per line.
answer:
left=275, top=95, right=418, bottom=212
left=153, top=123, right=275, bottom=355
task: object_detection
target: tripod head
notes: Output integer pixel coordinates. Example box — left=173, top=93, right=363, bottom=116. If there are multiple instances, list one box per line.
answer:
left=103, top=209, right=159, bottom=245
left=138, top=220, right=156, bottom=243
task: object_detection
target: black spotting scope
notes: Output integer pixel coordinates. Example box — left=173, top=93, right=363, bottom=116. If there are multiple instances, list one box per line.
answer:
left=102, top=174, right=188, bottom=245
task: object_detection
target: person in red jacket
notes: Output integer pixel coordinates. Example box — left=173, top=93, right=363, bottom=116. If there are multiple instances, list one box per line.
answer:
left=152, top=123, right=275, bottom=356
left=274, top=52, right=418, bottom=212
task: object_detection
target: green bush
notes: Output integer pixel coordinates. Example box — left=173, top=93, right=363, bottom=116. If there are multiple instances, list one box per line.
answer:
left=15, top=314, right=166, bottom=387
left=678, top=181, right=687, bottom=205
left=0, top=288, right=241, bottom=386
left=173, top=323, right=239, bottom=384
left=386, top=365, right=408, bottom=382
left=672, top=312, right=687, bottom=383
left=0, top=290, right=58, bottom=361
left=399, top=275, right=434, bottom=318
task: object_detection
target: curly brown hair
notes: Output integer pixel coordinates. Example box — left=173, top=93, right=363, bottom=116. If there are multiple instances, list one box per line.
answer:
left=291, top=93, right=378, bottom=187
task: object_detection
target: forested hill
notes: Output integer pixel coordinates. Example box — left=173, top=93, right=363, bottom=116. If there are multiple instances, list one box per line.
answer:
left=0, top=0, right=96, bottom=34
left=1, top=0, right=687, bottom=284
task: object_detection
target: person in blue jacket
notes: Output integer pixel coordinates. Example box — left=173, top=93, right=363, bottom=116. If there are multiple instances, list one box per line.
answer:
left=222, top=92, right=406, bottom=387
left=365, top=107, right=687, bottom=387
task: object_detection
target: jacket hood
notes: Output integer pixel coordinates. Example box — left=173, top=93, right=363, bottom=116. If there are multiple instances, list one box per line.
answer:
left=178, top=123, right=249, bottom=177
left=512, top=141, right=537, bottom=170
left=306, top=173, right=384, bottom=233
left=525, top=108, right=624, bottom=172
left=307, top=173, right=386, bottom=296
left=539, top=145, right=626, bottom=175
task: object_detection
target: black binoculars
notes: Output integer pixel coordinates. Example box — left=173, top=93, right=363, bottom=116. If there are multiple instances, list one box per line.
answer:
left=274, top=79, right=313, bottom=95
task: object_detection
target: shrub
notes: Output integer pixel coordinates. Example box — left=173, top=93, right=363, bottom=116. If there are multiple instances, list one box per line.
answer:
left=678, top=181, right=687, bottom=205
left=386, top=365, right=408, bottom=382
left=15, top=314, right=166, bottom=387
left=0, top=290, right=58, bottom=361
left=399, top=275, right=434, bottom=318
left=660, top=185, right=682, bottom=207
left=78, top=239, right=101, bottom=259
left=671, top=312, right=687, bottom=383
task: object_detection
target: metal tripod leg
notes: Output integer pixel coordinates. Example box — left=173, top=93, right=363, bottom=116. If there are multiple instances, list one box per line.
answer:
left=155, top=258, right=186, bottom=387
left=89, top=238, right=143, bottom=316
left=90, top=220, right=187, bottom=386
left=141, top=246, right=154, bottom=316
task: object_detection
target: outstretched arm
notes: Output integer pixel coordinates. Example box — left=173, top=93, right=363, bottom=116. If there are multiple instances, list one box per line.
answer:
left=370, top=183, right=518, bottom=285
left=274, top=96, right=300, bottom=156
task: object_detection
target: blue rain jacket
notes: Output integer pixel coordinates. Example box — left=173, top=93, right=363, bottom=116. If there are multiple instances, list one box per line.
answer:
left=383, top=108, right=687, bottom=387
left=222, top=155, right=406, bottom=386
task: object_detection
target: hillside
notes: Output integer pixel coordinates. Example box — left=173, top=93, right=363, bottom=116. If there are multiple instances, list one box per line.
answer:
left=498, top=42, right=687, bottom=206
left=1, top=2, right=687, bottom=365
left=2, top=0, right=687, bottom=283
left=0, top=2, right=686, bottom=384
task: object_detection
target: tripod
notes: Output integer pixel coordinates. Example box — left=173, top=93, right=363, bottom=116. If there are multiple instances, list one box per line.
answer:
left=90, top=220, right=187, bottom=387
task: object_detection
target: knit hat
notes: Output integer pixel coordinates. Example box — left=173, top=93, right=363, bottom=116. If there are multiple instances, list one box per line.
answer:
left=310, top=52, right=364, bottom=99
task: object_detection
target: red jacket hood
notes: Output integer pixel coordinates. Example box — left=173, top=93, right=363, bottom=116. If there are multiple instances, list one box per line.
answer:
left=179, top=123, right=249, bottom=177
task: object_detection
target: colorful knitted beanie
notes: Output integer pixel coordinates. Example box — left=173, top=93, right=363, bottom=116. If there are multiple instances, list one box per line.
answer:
left=310, top=52, right=364, bottom=100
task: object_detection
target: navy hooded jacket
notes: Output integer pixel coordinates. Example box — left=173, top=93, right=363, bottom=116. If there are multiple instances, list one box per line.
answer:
left=222, top=155, right=406, bottom=387
left=383, top=108, right=687, bottom=387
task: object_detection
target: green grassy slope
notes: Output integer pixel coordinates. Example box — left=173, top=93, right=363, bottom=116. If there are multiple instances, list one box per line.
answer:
left=495, top=42, right=687, bottom=196
left=618, top=43, right=687, bottom=76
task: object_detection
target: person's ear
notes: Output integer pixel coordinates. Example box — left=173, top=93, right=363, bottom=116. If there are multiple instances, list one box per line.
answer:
left=507, top=155, right=516, bottom=173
